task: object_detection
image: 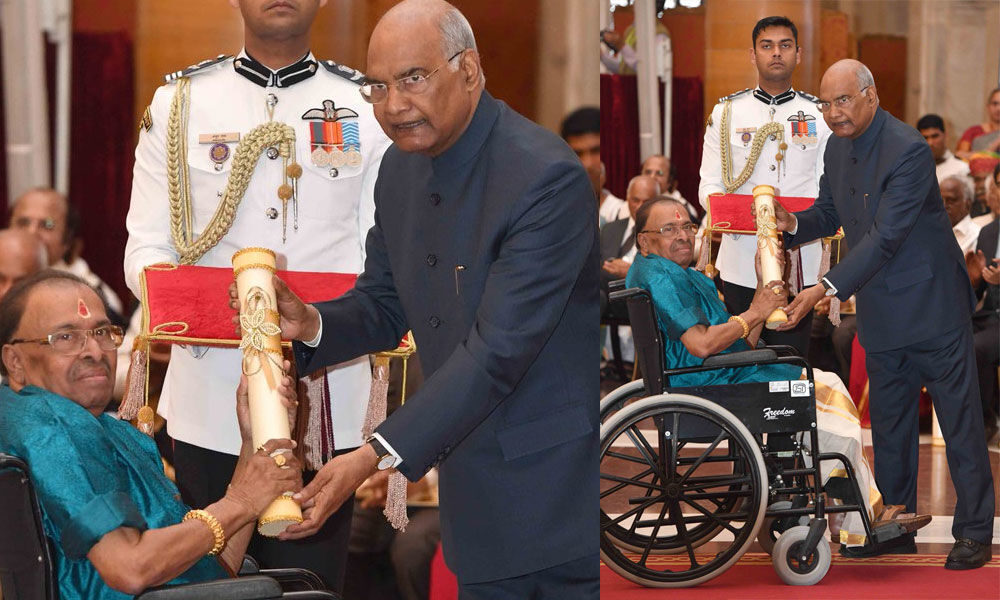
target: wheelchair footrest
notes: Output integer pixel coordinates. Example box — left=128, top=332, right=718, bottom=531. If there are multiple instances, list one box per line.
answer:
left=872, top=522, right=909, bottom=544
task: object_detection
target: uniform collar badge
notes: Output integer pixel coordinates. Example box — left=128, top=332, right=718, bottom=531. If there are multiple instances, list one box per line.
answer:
left=787, top=110, right=818, bottom=145
left=234, top=51, right=318, bottom=88
left=301, top=100, right=362, bottom=174
left=753, top=88, right=795, bottom=106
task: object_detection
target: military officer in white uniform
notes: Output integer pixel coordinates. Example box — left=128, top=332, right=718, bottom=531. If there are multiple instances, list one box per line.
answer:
left=124, top=0, right=390, bottom=592
left=699, top=16, right=831, bottom=355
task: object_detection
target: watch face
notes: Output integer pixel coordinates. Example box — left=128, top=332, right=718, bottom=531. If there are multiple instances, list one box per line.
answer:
left=377, top=455, right=396, bottom=470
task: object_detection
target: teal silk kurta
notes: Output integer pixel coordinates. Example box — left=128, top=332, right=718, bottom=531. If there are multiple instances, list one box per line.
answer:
left=0, top=384, right=226, bottom=599
left=625, top=253, right=800, bottom=386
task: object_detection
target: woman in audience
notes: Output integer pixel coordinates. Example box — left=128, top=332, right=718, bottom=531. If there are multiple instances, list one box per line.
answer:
left=957, top=87, right=1000, bottom=159
left=623, top=198, right=931, bottom=557
left=0, top=270, right=301, bottom=598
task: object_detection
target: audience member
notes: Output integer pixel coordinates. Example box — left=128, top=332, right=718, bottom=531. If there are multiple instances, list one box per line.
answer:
left=969, top=157, right=999, bottom=219
left=560, top=106, right=627, bottom=225
left=598, top=162, right=627, bottom=226
left=8, top=188, right=124, bottom=318
left=969, top=163, right=1000, bottom=445
left=0, top=229, right=47, bottom=299
left=941, top=175, right=981, bottom=254
left=973, top=163, right=1000, bottom=228
left=917, top=114, right=971, bottom=183
left=640, top=154, right=698, bottom=222
left=956, top=87, right=1000, bottom=158
left=0, top=270, right=301, bottom=598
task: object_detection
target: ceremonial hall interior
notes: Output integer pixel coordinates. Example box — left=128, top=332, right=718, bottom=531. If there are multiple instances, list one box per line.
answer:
left=0, top=0, right=998, bottom=599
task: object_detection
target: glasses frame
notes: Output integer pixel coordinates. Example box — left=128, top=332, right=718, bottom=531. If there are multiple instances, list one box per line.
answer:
left=8, top=325, right=125, bottom=354
left=816, top=85, right=871, bottom=113
left=360, top=49, right=467, bottom=104
left=639, top=222, right=698, bottom=238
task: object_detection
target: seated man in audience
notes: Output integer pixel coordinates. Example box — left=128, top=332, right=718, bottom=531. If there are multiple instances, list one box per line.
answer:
left=625, top=197, right=931, bottom=555
left=640, top=154, right=699, bottom=223
left=917, top=114, right=971, bottom=184
left=8, top=187, right=125, bottom=320
left=0, top=229, right=47, bottom=300
left=0, top=270, right=301, bottom=598
left=941, top=175, right=982, bottom=255
left=969, top=163, right=1000, bottom=444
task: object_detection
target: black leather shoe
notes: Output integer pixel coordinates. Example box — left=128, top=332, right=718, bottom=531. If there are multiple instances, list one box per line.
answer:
left=839, top=533, right=916, bottom=558
left=945, top=538, right=991, bottom=570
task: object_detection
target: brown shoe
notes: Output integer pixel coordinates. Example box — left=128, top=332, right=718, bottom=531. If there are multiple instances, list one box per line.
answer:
left=874, top=505, right=932, bottom=533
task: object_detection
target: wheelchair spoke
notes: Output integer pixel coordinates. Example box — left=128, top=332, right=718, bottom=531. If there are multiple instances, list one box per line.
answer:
left=601, top=495, right=664, bottom=530
left=600, top=471, right=662, bottom=492
left=600, top=465, right=655, bottom=499
left=680, top=496, right=743, bottom=535
left=678, top=429, right=726, bottom=485
left=669, top=499, right=701, bottom=569
left=625, top=425, right=660, bottom=472
left=604, top=449, right=654, bottom=466
left=638, top=495, right=673, bottom=567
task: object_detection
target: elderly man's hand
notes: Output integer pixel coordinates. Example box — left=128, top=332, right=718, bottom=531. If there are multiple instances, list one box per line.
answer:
left=229, top=275, right=321, bottom=342
left=226, top=438, right=302, bottom=517
left=279, top=445, right=378, bottom=540
left=980, top=251, right=1000, bottom=285
left=602, top=258, right=631, bottom=279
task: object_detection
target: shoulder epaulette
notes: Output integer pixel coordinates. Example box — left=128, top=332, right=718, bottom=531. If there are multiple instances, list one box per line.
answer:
left=718, top=88, right=751, bottom=103
left=320, top=60, right=365, bottom=84
left=796, top=90, right=820, bottom=103
left=164, top=55, right=231, bottom=84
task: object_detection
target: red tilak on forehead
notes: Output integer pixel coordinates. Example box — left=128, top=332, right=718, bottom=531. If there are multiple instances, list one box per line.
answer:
left=77, top=298, right=91, bottom=319
left=674, top=209, right=682, bottom=220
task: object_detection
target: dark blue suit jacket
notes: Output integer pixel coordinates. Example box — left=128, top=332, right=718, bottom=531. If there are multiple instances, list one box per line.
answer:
left=294, top=92, right=600, bottom=583
left=787, top=108, right=976, bottom=353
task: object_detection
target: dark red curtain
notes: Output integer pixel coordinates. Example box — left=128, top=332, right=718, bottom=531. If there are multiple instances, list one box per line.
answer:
left=69, top=31, right=135, bottom=308
left=600, top=74, right=704, bottom=212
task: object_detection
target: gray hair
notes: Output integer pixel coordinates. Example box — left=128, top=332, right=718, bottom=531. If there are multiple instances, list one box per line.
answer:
left=439, top=5, right=485, bottom=84
left=941, top=175, right=973, bottom=203
left=855, top=63, right=875, bottom=91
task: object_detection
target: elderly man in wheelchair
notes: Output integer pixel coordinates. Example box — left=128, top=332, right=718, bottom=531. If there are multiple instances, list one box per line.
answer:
left=0, top=270, right=327, bottom=599
left=599, top=197, right=931, bottom=588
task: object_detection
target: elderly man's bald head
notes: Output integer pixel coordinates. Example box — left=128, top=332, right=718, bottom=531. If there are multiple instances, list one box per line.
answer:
left=819, top=59, right=879, bottom=140
left=366, top=0, right=484, bottom=156
left=9, top=187, right=71, bottom=265
left=626, top=175, right=660, bottom=220
left=0, top=229, right=47, bottom=299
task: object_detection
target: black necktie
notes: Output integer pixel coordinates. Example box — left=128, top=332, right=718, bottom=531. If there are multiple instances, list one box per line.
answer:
left=619, top=228, right=635, bottom=256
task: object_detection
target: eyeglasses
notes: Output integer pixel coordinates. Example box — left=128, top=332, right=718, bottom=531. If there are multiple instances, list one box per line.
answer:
left=9, top=325, right=125, bottom=355
left=639, top=223, right=698, bottom=238
left=13, top=216, right=57, bottom=231
left=816, top=86, right=870, bottom=113
left=360, top=50, right=467, bottom=104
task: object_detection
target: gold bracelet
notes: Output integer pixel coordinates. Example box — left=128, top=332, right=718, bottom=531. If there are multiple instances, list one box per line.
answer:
left=183, top=509, right=226, bottom=556
left=728, top=315, right=750, bottom=339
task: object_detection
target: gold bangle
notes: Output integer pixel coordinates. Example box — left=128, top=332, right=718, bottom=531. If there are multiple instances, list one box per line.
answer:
left=728, top=315, right=750, bottom=339
left=183, top=509, right=226, bottom=556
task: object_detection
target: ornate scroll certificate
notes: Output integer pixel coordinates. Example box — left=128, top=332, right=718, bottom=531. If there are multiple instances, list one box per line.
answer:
left=232, top=247, right=303, bottom=536
left=751, top=185, right=789, bottom=329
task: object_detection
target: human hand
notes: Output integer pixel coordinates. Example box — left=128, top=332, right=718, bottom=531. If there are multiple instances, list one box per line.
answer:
left=982, top=253, right=1000, bottom=285
left=601, top=29, right=622, bottom=51
left=814, top=296, right=832, bottom=316
left=602, top=258, right=631, bottom=279
left=235, top=361, right=297, bottom=444
left=753, top=243, right=784, bottom=286
left=775, top=285, right=826, bottom=331
left=227, top=438, right=302, bottom=517
left=748, top=280, right=787, bottom=322
left=755, top=200, right=796, bottom=232
left=357, top=470, right=390, bottom=510
left=279, top=445, right=378, bottom=540
left=229, top=275, right=320, bottom=342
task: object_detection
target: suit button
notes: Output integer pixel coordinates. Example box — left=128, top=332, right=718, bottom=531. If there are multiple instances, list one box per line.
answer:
left=426, top=254, right=437, bottom=266
left=428, top=316, right=440, bottom=328
left=851, top=157, right=857, bottom=164
left=850, top=218, right=858, bottom=225
left=430, top=193, right=441, bottom=206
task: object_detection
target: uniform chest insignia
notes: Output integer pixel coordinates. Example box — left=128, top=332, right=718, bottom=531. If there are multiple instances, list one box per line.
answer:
left=736, top=126, right=757, bottom=145
left=139, top=105, right=153, bottom=133
left=787, top=110, right=818, bottom=146
left=301, top=100, right=362, bottom=171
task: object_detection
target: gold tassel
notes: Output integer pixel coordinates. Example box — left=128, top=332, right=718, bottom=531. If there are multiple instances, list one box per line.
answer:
left=830, top=297, right=842, bottom=327
left=120, top=338, right=149, bottom=422
left=385, top=470, right=408, bottom=531
left=788, top=249, right=801, bottom=295
left=819, top=239, right=841, bottom=326
left=301, top=371, right=326, bottom=471
left=363, top=356, right=390, bottom=439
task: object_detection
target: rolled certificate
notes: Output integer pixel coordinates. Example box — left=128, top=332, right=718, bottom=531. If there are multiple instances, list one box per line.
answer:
left=751, top=185, right=789, bottom=329
left=232, top=247, right=303, bottom=537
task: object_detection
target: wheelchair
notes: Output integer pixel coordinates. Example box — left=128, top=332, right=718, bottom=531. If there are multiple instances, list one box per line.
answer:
left=599, top=283, right=902, bottom=588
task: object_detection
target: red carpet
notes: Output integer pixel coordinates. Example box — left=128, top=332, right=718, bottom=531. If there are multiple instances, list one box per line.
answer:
left=601, top=553, right=1000, bottom=600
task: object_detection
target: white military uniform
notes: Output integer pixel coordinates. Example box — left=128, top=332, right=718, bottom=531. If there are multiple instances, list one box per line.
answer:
left=699, top=87, right=831, bottom=289
left=125, top=51, right=391, bottom=456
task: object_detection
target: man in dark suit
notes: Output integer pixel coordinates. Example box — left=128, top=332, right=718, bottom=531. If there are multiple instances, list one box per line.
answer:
left=969, top=166, right=999, bottom=442
left=599, top=174, right=658, bottom=314
left=772, top=59, right=994, bottom=568
left=246, top=1, right=599, bottom=597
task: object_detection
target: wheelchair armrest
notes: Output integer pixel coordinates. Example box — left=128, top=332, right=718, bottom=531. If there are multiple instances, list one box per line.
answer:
left=238, top=555, right=260, bottom=576
left=763, top=344, right=801, bottom=357
left=608, top=278, right=627, bottom=293
left=136, top=575, right=283, bottom=600
left=701, top=349, right=778, bottom=369
left=281, top=592, right=340, bottom=599
left=258, top=568, right=326, bottom=592
left=609, top=286, right=649, bottom=303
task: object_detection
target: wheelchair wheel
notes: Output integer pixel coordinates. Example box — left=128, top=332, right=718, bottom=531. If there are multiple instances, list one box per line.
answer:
left=600, top=394, right=769, bottom=587
left=599, top=379, right=647, bottom=423
left=771, top=525, right=831, bottom=586
left=757, top=500, right=809, bottom=555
